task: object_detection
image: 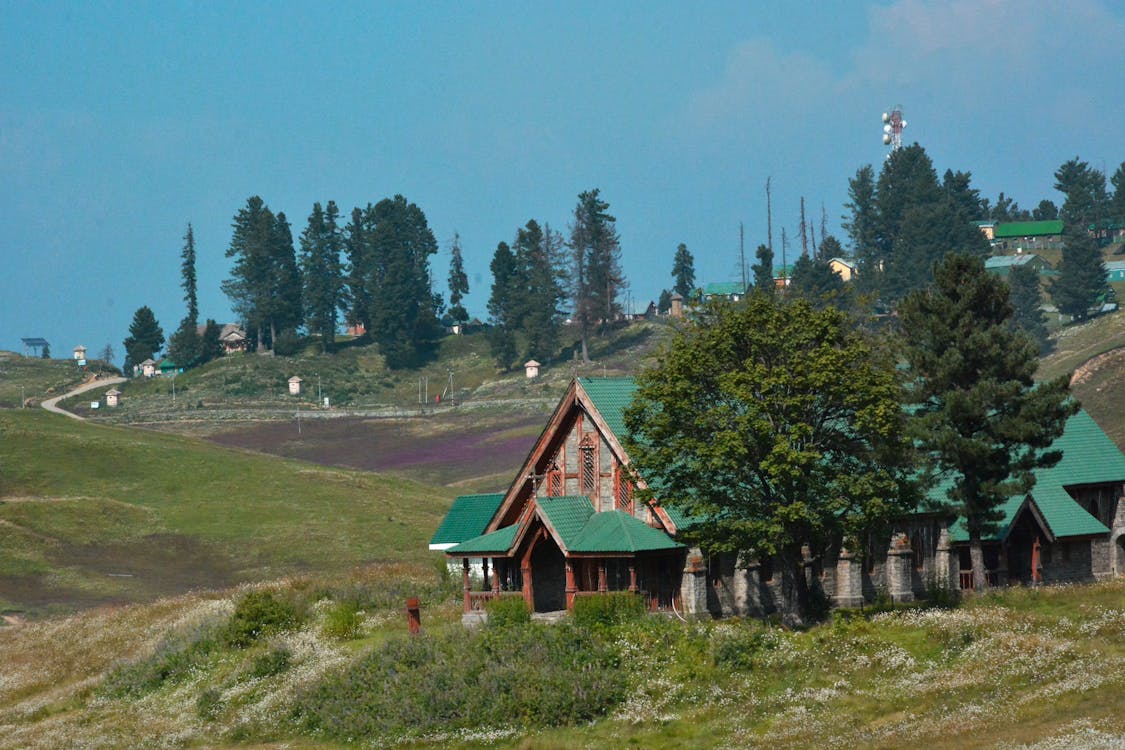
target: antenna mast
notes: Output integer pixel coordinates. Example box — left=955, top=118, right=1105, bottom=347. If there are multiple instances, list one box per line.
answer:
left=881, top=105, right=907, bottom=155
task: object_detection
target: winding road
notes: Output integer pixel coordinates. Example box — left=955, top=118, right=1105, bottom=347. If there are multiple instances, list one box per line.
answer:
left=40, top=376, right=127, bottom=420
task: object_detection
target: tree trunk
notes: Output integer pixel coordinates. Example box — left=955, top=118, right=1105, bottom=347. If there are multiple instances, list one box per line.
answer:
left=256, top=323, right=265, bottom=354
left=580, top=329, right=590, bottom=365
left=777, top=542, right=809, bottom=629
left=969, top=529, right=988, bottom=593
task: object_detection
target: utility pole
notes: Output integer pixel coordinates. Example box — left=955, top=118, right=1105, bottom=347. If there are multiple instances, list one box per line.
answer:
left=766, top=177, right=773, bottom=254
left=740, top=222, right=746, bottom=290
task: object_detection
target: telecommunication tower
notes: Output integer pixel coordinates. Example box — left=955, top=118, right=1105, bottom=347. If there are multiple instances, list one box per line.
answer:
left=881, top=106, right=907, bottom=154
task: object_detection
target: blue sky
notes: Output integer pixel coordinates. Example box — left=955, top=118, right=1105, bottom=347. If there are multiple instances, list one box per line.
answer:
left=3, top=0, right=1123, bottom=360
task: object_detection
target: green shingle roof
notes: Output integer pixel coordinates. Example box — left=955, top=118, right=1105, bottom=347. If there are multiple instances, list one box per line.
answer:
left=579, top=377, right=637, bottom=440
left=537, top=495, right=596, bottom=544
left=570, top=510, right=684, bottom=553
left=948, top=410, right=1124, bottom=542
left=703, top=282, right=747, bottom=297
left=993, top=220, right=1064, bottom=238
left=429, top=493, right=505, bottom=546
left=446, top=523, right=518, bottom=555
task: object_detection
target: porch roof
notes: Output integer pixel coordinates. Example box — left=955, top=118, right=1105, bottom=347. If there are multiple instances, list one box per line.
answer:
left=569, top=509, right=684, bottom=553
left=948, top=410, right=1121, bottom=542
left=429, top=493, right=505, bottom=547
left=446, top=523, right=518, bottom=555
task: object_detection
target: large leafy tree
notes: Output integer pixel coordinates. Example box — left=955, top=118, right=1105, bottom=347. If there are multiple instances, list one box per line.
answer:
left=447, top=232, right=470, bottom=327
left=168, top=223, right=201, bottom=368
left=899, top=254, right=1076, bottom=592
left=300, top=201, right=345, bottom=353
left=569, top=189, right=624, bottom=363
left=671, top=243, right=695, bottom=298
left=1051, top=225, right=1108, bottom=321
left=123, top=305, right=165, bottom=373
left=625, top=294, right=914, bottom=627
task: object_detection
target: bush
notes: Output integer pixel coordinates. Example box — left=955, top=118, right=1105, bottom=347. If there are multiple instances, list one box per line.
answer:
left=249, top=645, right=292, bottom=678
left=294, top=623, right=625, bottom=742
left=712, top=627, right=773, bottom=671
left=922, top=573, right=962, bottom=609
left=102, top=634, right=218, bottom=698
left=225, top=591, right=299, bottom=648
left=485, top=595, right=530, bottom=628
left=322, top=601, right=363, bottom=640
left=272, top=329, right=303, bottom=357
left=572, top=592, right=646, bottom=628
left=196, top=687, right=223, bottom=721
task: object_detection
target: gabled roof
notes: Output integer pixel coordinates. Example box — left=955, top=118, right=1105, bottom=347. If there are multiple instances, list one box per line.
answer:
left=985, top=254, right=1044, bottom=268
left=449, top=496, right=682, bottom=557
left=578, top=377, right=637, bottom=441
left=993, top=220, right=1064, bottom=238
left=429, top=493, right=505, bottom=548
left=948, top=410, right=1123, bottom=542
left=703, top=282, right=746, bottom=297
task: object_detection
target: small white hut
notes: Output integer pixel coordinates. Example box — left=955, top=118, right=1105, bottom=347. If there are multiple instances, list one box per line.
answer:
left=73, top=345, right=87, bottom=361
left=288, top=376, right=303, bottom=395
left=524, top=360, right=541, bottom=379
left=106, top=389, right=121, bottom=407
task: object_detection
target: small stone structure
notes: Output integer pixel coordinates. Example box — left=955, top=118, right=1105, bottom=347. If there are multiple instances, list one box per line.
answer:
left=288, top=376, right=303, bottom=395
left=105, top=389, right=121, bottom=407
left=524, top=360, right=541, bottom=379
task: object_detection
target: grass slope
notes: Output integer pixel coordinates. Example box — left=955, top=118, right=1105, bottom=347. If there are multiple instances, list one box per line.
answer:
left=0, top=352, right=89, bottom=408
left=0, top=410, right=452, bottom=616
left=0, top=578, right=1121, bottom=748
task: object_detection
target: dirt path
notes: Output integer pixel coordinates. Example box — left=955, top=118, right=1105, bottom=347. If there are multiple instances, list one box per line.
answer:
left=40, top=376, right=127, bottom=420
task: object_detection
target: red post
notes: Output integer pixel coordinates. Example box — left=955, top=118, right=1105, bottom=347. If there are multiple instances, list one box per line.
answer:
left=462, top=558, right=471, bottom=612
left=565, top=559, right=577, bottom=610
left=406, top=597, right=421, bottom=635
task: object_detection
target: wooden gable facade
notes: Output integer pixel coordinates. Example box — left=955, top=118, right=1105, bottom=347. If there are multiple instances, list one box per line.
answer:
left=443, top=378, right=686, bottom=621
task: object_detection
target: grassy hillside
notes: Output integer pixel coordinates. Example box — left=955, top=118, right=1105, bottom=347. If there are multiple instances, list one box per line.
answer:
left=0, top=577, right=1121, bottom=748
left=0, top=352, right=89, bottom=408
left=0, top=410, right=452, bottom=617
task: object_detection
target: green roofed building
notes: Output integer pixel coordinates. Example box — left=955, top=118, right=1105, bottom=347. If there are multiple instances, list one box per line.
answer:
left=983, top=253, right=1052, bottom=278
left=701, top=281, right=748, bottom=302
left=434, top=376, right=1125, bottom=623
left=991, top=220, right=1065, bottom=252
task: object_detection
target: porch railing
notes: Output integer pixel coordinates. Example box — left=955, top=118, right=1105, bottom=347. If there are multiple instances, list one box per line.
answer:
left=959, top=570, right=1000, bottom=590
left=466, top=590, right=522, bottom=612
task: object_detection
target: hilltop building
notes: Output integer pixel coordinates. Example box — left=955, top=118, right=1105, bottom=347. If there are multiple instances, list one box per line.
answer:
left=434, top=378, right=1125, bottom=622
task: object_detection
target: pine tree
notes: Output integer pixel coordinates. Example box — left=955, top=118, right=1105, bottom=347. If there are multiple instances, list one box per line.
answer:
left=843, top=165, right=879, bottom=295
left=365, top=195, right=440, bottom=368
left=123, top=306, right=164, bottom=373
left=900, top=253, right=1076, bottom=592
left=300, top=201, right=345, bottom=353
left=1007, top=264, right=1048, bottom=352
left=199, top=319, right=224, bottom=364
left=516, top=220, right=567, bottom=362
left=1051, top=226, right=1108, bottom=321
left=671, top=243, right=695, bottom=298
left=343, top=205, right=375, bottom=334
left=751, top=244, right=774, bottom=293
left=168, top=223, right=201, bottom=368
left=487, top=241, right=520, bottom=368
left=1108, top=162, right=1125, bottom=225
left=267, top=211, right=303, bottom=349
left=569, top=189, right=624, bottom=363
left=447, top=232, right=470, bottom=327
left=1054, top=157, right=1108, bottom=230
left=657, top=289, right=673, bottom=314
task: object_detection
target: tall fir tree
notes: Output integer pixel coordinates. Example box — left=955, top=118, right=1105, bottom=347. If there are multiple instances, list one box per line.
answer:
left=365, top=195, right=440, bottom=367
left=1007, top=264, right=1049, bottom=353
left=569, top=189, right=624, bottom=363
left=487, top=241, right=521, bottom=368
left=300, top=201, right=345, bottom=353
left=1109, top=161, right=1125, bottom=225
left=1051, top=226, right=1108, bottom=321
left=447, top=232, right=470, bottom=327
left=843, top=165, right=879, bottom=296
left=899, top=253, right=1076, bottom=592
left=123, top=305, right=165, bottom=373
left=517, top=220, right=567, bottom=362
left=1054, top=157, right=1108, bottom=230
left=671, top=243, right=696, bottom=298
left=168, top=223, right=201, bottom=367
left=343, top=205, right=376, bottom=334
left=199, top=319, right=224, bottom=364
left=751, top=244, right=774, bottom=293
left=268, top=211, right=303, bottom=348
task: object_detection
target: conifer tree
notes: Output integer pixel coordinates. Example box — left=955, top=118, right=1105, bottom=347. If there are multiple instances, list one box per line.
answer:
left=516, top=220, right=567, bottom=362
left=168, top=223, right=201, bottom=367
left=843, top=165, right=879, bottom=296
left=487, top=241, right=520, bottom=368
left=671, top=243, right=695, bottom=298
left=1007, top=264, right=1048, bottom=353
left=900, top=254, right=1076, bottom=592
left=447, top=232, right=470, bottom=327
left=1051, top=226, right=1108, bottom=321
left=199, top=319, right=224, bottom=364
left=300, top=201, right=345, bottom=353
left=569, top=189, right=624, bottom=363
left=751, top=244, right=774, bottom=293
left=657, top=289, right=673, bottom=314
left=123, top=306, right=164, bottom=373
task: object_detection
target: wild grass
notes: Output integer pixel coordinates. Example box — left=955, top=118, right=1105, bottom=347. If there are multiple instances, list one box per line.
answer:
left=1, top=575, right=1120, bottom=749
left=0, top=410, right=453, bottom=616
left=0, top=352, right=88, bottom=408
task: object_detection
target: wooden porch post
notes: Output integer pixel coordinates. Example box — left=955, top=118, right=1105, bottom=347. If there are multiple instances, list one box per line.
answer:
left=462, top=558, right=471, bottom=612
left=628, top=561, right=637, bottom=593
left=598, top=561, right=607, bottom=593
left=492, top=558, right=501, bottom=595
left=482, top=557, right=490, bottom=592
left=565, top=559, right=577, bottom=610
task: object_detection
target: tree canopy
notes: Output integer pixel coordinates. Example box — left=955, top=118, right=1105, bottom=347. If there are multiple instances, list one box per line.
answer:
left=625, top=293, right=914, bottom=626
left=569, top=189, right=624, bottom=363
left=899, top=253, right=1076, bottom=591
left=123, top=306, right=165, bottom=372
left=299, top=201, right=345, bottom=353
left=671, top=243, right=695, bottom=299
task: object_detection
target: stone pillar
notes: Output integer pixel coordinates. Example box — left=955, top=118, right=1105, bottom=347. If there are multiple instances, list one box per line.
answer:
left=679, top=548, right=709, bottom=617
left=886, top=533, right=915, bottom=603
left=833, top=547, right=864, bottom=609
left=934, top=526, right=959, bottom=593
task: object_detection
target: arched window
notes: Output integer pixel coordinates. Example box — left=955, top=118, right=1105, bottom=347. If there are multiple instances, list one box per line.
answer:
left=580, top=435, right=597, bottom=498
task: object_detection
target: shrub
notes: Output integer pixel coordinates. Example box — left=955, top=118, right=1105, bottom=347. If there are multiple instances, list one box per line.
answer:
left=101, top=634, right=218, bottom=698
left=712, top=627, right=773, bottom=671
left=485, top=595, right=530, bottom=628
left=294, top=623, right=625, bottom=742
left=272, top=329, right=303, bottom=357
left=249, top=645, right=292, bottom=678
left=572, top=592, right=646, bottom=628
left=225, top=591, right=299, bottom=648
left=322, top=601, right=363, bottom=640
left=922, top=573, right=962, bottom=609
left=196, top=687, right=223, bottom=721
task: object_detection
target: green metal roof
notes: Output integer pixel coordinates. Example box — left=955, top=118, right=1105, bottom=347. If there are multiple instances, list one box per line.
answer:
left=429, top=493, right=505, bottom=546
left=703, top=282, right=747, bottom=297
left=579, top=377, right=637, bottom=440
left=948, top=410, right=1123, bottom=542
left=446, top=523, right=518, bottom=555
left=570, top=510, right=683, bottom=553
left=984, top=254, right=1044, bottom=268
left=993, top=220, right=1064, bottom=238
left=537, top=495, right=597, bottom=545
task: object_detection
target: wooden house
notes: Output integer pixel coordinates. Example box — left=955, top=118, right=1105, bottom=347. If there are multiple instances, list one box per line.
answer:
left=436, top=377, right=1125, bottom=623
left=139, top=359, right=157, bottom=378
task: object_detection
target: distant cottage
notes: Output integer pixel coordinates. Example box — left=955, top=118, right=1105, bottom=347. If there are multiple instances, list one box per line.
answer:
left=434, top=377, right=1125, bottom=622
